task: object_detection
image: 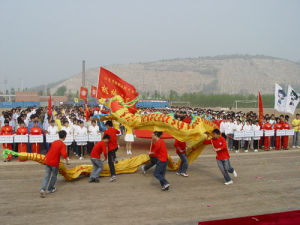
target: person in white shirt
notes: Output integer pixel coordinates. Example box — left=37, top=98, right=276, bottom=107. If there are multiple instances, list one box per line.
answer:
left=225, top=118, right=234, bottom=150
left=46, top=120, right=58, bottom=152
left=88, top=120, right=100, bottom=154
left=220, top=118, right=228, bottom=139
left=61, top=120, right=73, bottom=157
left=233, top=119, right=243, bottom=153
left=269, top=114, right=276, bottom=149
left=243, top=120, right=253, bottom=153
left=252, top=120, right=261, bottom=152
left=75, top=121, right=88, bottom=160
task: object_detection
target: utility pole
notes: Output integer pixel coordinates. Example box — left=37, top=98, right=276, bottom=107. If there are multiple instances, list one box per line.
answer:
left=82, top=60, right=86, bottom=87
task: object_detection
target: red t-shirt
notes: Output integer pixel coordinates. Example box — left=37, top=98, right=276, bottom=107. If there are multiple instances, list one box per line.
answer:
left=152, top=139, right=168, bottom=162
left=263, top=122, right=272, bottom=130
left=30, top=127, right=42, bottom=135
left=204, top=136, right=230, bottom=160
left=16, top=127, right=28, bottom=135
left=174, top=139, right=186, bottom=155
left=1, top=126, right=13, bottom=135
left=90, top=141, right=107, bottom=160
left=104, top=128, right=120, bottom=151
left=149, top=140, right=158, bottom=157
left=274, top=123, right=283, bottom=130
left=282, top=122, right=290, bottom=130
left=45, top=140, right=68, bottom=167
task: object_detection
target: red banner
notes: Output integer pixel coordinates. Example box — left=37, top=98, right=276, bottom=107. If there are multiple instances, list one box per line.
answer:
left=80, top=87, right=88, bottom=102
left=90, top=85, right=97, bottom=98
left=97, top=67, right=138, bottom=102
left=258, top=92, right=263, bottom=128
left=48, top=95, right=52, bottom=117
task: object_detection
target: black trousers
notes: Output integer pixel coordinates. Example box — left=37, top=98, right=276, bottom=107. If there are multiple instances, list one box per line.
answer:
left=222, top=133, right=226, bottom=139
left=253, top=140, right=259, bottom=150
left=233, top=140, right=239, bottom=150
left=244, top=141, right=250, bottom=150
left=144, top=156, right=158, bottom=171
left=108, top=151, right=116, bottom=176
left=87, top=142, right=95, bottom=154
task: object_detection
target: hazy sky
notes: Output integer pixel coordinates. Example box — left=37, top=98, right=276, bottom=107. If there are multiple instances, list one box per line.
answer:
left=1, top=0, right=300, bottom=90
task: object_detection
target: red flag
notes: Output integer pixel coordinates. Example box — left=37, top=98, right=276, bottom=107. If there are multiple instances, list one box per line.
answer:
left=48, top=95, right=52, bottom=117
left=90, top=85, right=97, bottom=98
left=97, top=67, right=139, bottom=113
left=258, top=92, right=263, bottom=128
left=80, top=86, right=88, bottom=102
left=85, top=103, right=90, bottom=121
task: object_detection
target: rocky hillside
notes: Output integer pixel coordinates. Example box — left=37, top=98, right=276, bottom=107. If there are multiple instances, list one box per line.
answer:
left=50, top=55, right=300, bottom=95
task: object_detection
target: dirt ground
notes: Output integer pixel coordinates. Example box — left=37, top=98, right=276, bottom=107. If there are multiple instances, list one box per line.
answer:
left=1, top=138, right=300, bottom=225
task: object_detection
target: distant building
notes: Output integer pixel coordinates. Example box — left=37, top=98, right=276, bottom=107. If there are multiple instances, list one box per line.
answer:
left=15, top=91, right=68, bottom=103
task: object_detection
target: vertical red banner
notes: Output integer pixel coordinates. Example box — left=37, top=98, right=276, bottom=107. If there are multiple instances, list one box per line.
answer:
left=258, top=92, right=264, bottom=128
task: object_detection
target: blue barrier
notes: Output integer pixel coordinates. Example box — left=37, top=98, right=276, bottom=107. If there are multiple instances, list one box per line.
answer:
left=0, top=102, right=40, bottom=108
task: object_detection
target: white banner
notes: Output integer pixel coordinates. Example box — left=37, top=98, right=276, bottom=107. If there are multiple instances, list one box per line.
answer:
left=75, top=135, right=88, bottom=142
left=88, top=134, right=102, bottom=142
left=46, top=134, right=59, bottom=143
left=276, top=130, right=286, bottom=136
left=14, top=135, right=29, bottom=143
left=63, top=135, right=74, bottom=144
left=234, top=131, right=244, bottom=140
left=264, top=130, right=275, bottom=137
left=285, top=85, right=300, bottom=115
left=0, top=135, right=14, bottom=143
left=274, top=83, right=287, bottom=113
left=29, top=135, right=44, bottom=143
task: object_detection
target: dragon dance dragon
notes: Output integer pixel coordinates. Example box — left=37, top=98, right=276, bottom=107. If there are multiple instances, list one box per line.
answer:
left=2, top=95, right=217, bottom=181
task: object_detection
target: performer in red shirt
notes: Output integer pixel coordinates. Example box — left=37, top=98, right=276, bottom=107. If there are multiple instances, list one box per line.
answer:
left=274, top=118, right=283, bottom=150
left=142, top=135, right=159, bottom=174
left=104, top=121, right=120, bottom=182
left=16, top=121, right=28, bottom=161
left=1, top=120, right=13, bottom=161
left=262, top=118, right=273, bottom=150
left=152, top=131, right=170, bottom=191
left=89, top=134, right=109, bottom=183
left=174, top=139, right=189, bottom=177
left=30, top=121, right=42, bottom=154
left=282, top=115, right=291, bottom=150
left=40, top=130, right=69, bottom=198
left=204, top=129, right=237, bottom=185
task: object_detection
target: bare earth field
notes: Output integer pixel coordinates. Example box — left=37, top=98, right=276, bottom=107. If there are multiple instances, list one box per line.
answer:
left=1, top=138, right=300, bottom=225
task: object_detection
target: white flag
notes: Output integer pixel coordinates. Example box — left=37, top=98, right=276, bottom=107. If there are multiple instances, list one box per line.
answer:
left=274, top=83, right=287, bottom=112
left=285, top=85, right=300, bottom=115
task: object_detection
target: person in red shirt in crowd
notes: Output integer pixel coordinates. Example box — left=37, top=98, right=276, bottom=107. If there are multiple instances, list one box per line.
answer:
left=174, top=139, right=189, bottom=177
left=274, top=118, right=283, bottom=150
left=151, top=131, right=170, bottom=191
left=16, top=120, right=28, bottom=161
left=30, top=121, right=42, bottom=154
left=204, top=129, right=237, bottom=185
left=142, top=137, right=158, bottom=174
left=40, top=130, right=69, bottom=198
left=104, top=121, right=120, bottom=182
left=1, top=120, right=13, bottom=161
left=88, top=134, right=109, bottom=183
left=282, top=115, right=291, bottom=150
left=263, top=117, right=273, bottom=150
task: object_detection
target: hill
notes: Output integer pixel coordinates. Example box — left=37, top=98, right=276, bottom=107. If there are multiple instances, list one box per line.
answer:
left=50, top=55, right=300, bottom=96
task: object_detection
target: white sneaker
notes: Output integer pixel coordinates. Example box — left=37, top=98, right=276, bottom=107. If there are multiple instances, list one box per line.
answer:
left=176, top=172, right=180, bottom=175
left=235, top=150, right=239, bottom=153
left=79, top=157, right=84, bottom=160
left=126, top=150, right=129, bottom=155
left=244, top=150, right=248, bottom=153
left=292, top=146, right=296, bottom=148
left=128, top=150, right=132, bottom=155
left=141, top=165, right=146, bottom=174
left=110, top=176, right=116, bottom=182
left=40, top=189, right=46, bottom=198
left=254, top=149, right=258, bottom=152
left=224, top=180, right=233, bottom=185
left=233, top=170, right=237, bottom=178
